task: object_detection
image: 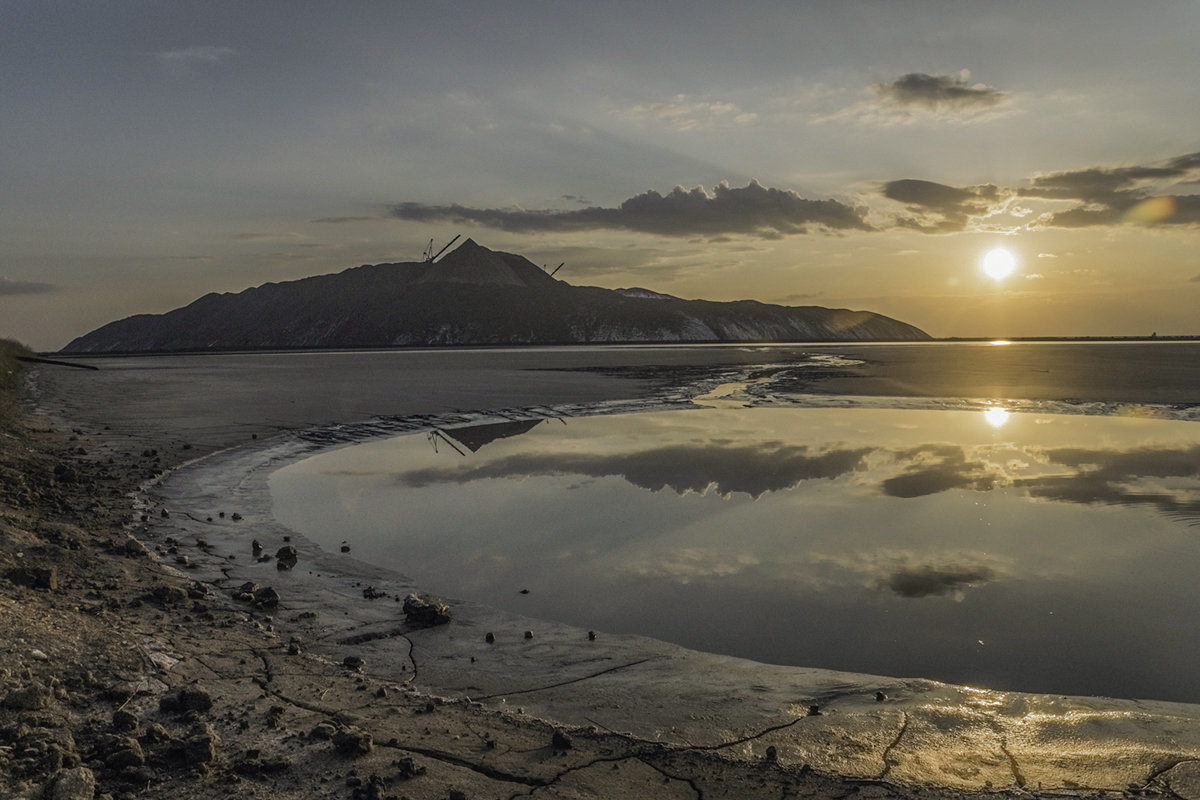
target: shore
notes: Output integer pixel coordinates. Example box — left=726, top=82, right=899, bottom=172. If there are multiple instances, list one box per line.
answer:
left=7, top=343, right=1200, bottom=799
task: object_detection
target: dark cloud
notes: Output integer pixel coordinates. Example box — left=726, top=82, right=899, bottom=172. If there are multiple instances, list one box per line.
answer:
left=0, top=277, right=57, bottom=295
left=389, top=180, right=872, bottom=238
left=874, top=441, right=1200, bottom=524
left=311, top=216, right=379, bottom=224
left=881, top=179, right=1003, bottom=232
left=1022, top=153, right=1200, bottom=228
left=875, top=151, right=1200, bottom=232
left=879, top=444, right=1001, bottom=497
left=877, top=561, right=999, bottom=598
left=874, top=72, right=1008, bottom=113
left=1014, top=445, right=1200, bottom=522
left=398, top=443, right=871, bottom=499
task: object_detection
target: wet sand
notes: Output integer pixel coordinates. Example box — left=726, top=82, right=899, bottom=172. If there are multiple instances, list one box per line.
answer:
left=17, top=342, right=1200, bottom=798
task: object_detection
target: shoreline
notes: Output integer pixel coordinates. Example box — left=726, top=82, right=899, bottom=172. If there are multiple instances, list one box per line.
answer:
left=8, top=344, right=1200, bottom=798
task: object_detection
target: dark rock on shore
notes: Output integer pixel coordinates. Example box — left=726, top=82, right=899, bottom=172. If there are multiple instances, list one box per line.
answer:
left=403, top=593, right=451, bottom=627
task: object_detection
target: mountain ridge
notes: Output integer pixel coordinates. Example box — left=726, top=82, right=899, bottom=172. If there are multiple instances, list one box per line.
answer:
left=61, top=239, right=930, bottom=352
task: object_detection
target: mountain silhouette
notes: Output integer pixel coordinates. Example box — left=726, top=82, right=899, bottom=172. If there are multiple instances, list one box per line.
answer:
left=62, top=239, right=929, bottom=352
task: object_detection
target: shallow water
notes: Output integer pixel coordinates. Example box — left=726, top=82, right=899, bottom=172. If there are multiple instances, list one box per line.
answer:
left=271, top=401, right=1200, bottom=704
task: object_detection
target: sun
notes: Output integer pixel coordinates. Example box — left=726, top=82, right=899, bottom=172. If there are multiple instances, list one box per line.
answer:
left=981, top=247, right=1017, bottom=280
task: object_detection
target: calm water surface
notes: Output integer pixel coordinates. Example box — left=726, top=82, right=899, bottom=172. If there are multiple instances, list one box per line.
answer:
left=271, top=401, right=1200, bottom=704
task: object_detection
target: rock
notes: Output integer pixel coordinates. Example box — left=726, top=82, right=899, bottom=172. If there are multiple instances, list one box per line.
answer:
left=251, top=539, right=263, bottom=556
left=150, top=584, right=186, bottom=606
left=141, top=722, right=171, bottom=744
left=46, top=766, right=95, bottom=800
left=184, top=721, right=221, bottom=764
left=3, top=681, right=53, bottom=710
left=333, top=728, right=373, bottom=757
left=342, top=655, right=365, bottom=672
left=765, top=745, right=778, bottom=761
left=309, top=721, right=337, bottom=741
left=253, top=586, right=280, bottom=608
left=275, top=545, right=297, bottom=570
left=524, top=630, right=533, bottom=639
left=484, top=632, right=495, bottom=644
left=393, top=755, right=426, bottom=778
left=551, top=729, right=573, bottom=750
left=402, top=593, right=451, bottom=627
left=159, top=685, right=213, bottom=714
left=112, top=709, right=139, bottom=732
left=122, top=538, right=148, bottom=557
left=104, top=738, right=145, bottom=770
left=7, top=566, right=58, bottom=591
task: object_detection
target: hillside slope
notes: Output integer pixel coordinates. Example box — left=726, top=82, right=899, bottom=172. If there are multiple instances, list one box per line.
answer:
left=62, top=239, right=929, bottom=352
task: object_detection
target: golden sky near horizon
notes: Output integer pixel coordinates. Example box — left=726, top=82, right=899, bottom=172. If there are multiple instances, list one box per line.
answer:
left=3, top=1, right=1200, bottom=349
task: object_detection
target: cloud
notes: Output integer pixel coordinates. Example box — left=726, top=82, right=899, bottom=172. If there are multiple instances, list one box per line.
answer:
left=879, top=444, right=1006, bottom=498
left=397, top=442, right=871, bottom=499
left=619, top=94, right=758, bottom=131
left=389, top=180, right=872, bottom=238
left=876, top=560, right=999, bottom=598
left=1021, top=152, right=1200, bottom=228
left=156, top=45, right=234, bottom=69
left=312, top=216, right=380, bottom=224
left=878, top=151, right=1200, bottom=233
left=0, top=277, right=57, bottom=295
left=881, top=179, right=1006, bottom=233
left=874, top=72, right=1009, bottom=113
left=819, top=70, right=1010, bottom=126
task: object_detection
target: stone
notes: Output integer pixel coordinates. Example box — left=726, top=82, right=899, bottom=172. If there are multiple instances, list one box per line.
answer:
left=104, top=738, right=145, bottom=770
left=309, top=721, right=337, bottom=741
left=3, top=681, right=53, bottom=711
left=393, top=755, right=426, bottom=778
left=402, top=593, right=451, bottom=627
left=8, top=566, right=58, bottom=591
left=275, top=545, right=297, bottom=570
left=112, top=709, right=139, bottom=732
left=333, top=728, right=373, bottom=757
left=551, top=729, right=573, bottom=750
left=160, top=685, right=213, bottom=714
left=253, top=586, right=280, bottom=608
left=342, top=655, right=365, bottom=672
left=185, top=721, right=221, bottom=764
left=46, top=766, right=95, bottom=800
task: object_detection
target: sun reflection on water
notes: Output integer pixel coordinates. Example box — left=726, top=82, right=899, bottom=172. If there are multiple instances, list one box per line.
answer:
left=983, top=406, right=1010, bottom=428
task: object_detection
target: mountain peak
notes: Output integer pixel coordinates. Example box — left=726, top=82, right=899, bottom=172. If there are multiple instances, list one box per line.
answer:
left=419, top=238, right=558, bottom=288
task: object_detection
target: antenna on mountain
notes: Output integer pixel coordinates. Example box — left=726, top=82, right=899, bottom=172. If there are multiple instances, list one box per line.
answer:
left=426, top=234, right=461, bottom=263
left=421, top=239, right=435, bottom=261
left=549, top=262, right=565, bottom=277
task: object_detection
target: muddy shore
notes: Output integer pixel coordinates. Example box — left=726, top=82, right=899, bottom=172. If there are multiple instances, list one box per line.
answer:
left=7, top=343, right=1200, bottom=800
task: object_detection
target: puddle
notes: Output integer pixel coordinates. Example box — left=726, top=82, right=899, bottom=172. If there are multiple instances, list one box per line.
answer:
left=270, top=405, right=1200, bottom=703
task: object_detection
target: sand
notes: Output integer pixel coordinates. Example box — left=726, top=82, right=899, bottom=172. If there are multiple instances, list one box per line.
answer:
left=7, top=342, right=1200, bottom=799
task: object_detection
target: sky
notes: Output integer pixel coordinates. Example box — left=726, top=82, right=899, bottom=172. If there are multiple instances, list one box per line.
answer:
left=4, top=0, right=1200, bottom=350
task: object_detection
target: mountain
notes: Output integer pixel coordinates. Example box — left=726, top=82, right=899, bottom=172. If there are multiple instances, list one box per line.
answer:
left=61, top=239, right=930, bottom=353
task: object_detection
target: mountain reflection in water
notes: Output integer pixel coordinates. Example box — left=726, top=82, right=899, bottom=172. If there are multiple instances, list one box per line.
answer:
left=270, top=406, right=1200, bottom=703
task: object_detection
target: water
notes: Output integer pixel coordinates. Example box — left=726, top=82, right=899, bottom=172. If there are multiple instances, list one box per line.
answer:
left=271, top=398, right=1200, bottom=704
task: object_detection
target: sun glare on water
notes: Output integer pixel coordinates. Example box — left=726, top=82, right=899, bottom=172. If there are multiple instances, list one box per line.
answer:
left=981, top=248, right=1017, bottom=280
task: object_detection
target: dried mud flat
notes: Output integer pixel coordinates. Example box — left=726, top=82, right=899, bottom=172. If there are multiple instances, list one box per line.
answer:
left=7, top=346, right=1200, bottom=800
